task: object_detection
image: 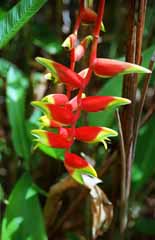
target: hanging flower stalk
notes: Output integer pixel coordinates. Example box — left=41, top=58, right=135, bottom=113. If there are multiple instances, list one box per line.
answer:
left=32, top=0, right=151, bottom=207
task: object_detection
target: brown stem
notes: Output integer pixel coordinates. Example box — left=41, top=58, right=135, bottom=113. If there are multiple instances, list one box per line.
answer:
left=121, top=0, right=137, bottom=203
left=121, top=0, right=147, bottom=235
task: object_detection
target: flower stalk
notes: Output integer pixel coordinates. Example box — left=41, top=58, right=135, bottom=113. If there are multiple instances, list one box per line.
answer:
left=32, top=1, right=151, bottom=237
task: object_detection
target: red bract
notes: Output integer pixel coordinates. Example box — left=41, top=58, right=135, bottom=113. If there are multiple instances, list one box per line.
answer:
left=75, top=126, right=101, bottom=142
left=36, top=57, right=83, bottom=89
left=74, top=35, right=92, bottom=62
left=42, top=94, right=68, bottom=105
left=92, top=58, right=151, bottom=77
left=32, top=130, right=72, bottom=148
left=32, top=101, right=74, bottom=126
left=64, top=152, right=99, bottom=186
left=81, top=8, right=105, bottom=31
left=47, top=104, right=74, bottom=125
left=81, top=96, right=131, bottom=112
left=75, top=126, right=117, bottom=148
left=65, top=152, right=89, bottom=170
left=81, top=8, right=97, bottom=23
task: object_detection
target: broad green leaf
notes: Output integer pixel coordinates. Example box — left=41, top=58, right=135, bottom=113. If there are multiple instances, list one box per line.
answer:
left=132, top=116, right=155, bottom=191
left=0, top=58, right=13, bottom=77
left=0, top=0, right=47, bottom=48
left=88, top=45, right=155, bottom=128
left=0, top=8, right=6, bottom=20
left=38, top=144, right=65, bottom=161
left=6, top=65, right=31, bottom=167
left=135, top=217, right=155, bottom=235
left=1, top=173, right=47, bottom=240
left=0, top=184, right=4, bottom=201
left=66, top=232, right=83, bottom=240
left=33, top=33, right=62, bottom=55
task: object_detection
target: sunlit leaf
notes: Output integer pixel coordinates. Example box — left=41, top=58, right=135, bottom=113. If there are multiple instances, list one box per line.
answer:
left=0, top=0, right=47, bottom=48
left=6, top=65, right=31, bottom=167
left=1, top=173, right=48, bottom=240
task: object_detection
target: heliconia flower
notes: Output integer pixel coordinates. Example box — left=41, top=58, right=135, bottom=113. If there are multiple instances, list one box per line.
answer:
left=75, top=126, right=117, bottom=149
left=92, top=58, right=151, bottom=78
left=41, top=93, right=68, bottom=105
left=74, top=35, right=93, bottom=62
left=36, top=57, right=83, bottom=89
left=62, top=33, right=77, bottom=50
left=32, top=129, right=72, bottom=148
left=31, top=101, right=74, bottom=126
left=81, top=8, right=105, bottom=32
left=64, top=152, right=102, bottom=187
left=81, top=96, right=131, bottom=112
left=69, top=93, right=86, bottom=111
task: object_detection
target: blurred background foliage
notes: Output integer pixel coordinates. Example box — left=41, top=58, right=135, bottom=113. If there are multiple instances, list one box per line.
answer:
left=0, top=0, right=155, bottom=239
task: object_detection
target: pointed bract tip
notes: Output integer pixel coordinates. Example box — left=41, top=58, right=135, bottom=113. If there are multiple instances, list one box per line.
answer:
left=39, top=116, right=51, bottom=127
left=35, top=57, right=45, bottom=63
left=62, top=37, right=71, bottom=50
left=113, top=97, right=131, bottom=105
left=85, top=35, right=93, bottom=44
left=44, top=73, right=52, bottom=80
left=31, top=129, right=49, bottom=145
left=31, top=129, right=44, bottom=138
left=36, top=57, right=53, bottom=66
left=62, top=34, right=76, bottom=50
left=101, top=22, right=106, bottom=32
left=124, top=64, right=152, bottom=74
left=31, top=101, right=43, bottom=108
left=107, top=97, right=131, bottom=109
left=102, top=127, right=118, bottom=137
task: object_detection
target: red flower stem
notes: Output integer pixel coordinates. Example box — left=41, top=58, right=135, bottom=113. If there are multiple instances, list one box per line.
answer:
left=73, top=1, right=106, bottom=130
left=67, top=1, right=105, bottom=151
left=73, top=0, right=84, bottom=34
left=66, top=0, right=84, bottom=99
left=84, top=0, right=105, bottom=88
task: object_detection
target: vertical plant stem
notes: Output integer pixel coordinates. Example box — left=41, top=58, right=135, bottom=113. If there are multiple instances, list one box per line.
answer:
left=121, top=0, right=147, bottom=235
left=121, top=0, right=136, bottom=208
left=116, top=110, right=127, bottom=234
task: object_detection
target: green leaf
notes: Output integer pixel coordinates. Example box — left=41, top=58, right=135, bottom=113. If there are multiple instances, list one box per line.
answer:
left=6, top=65, right=31, bottom=167
left=38, top=144, right=65, bottom=161
left=135, top=217, right=155, bottom=235
left=33, top=31, right=62, bottom=55
left=0, top=58, right=13, bottom=78
left=132, top=116, right=155, bottom=191
left=1, top=173, right=47, bottom=240
left=0, top=184, right=4, bottom=201
left=0, top=0, right=47, bottom=48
